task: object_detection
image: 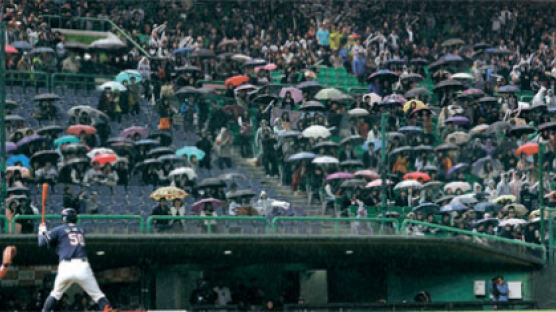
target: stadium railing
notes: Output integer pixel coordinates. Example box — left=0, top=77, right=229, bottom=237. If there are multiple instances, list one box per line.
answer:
left=0, top=215, right=8, bottom=234
left=10, top=214, right=144, bottom=234
left=401, top=220, right=546, bottom=261
left=271, top=217, right=399, bottom=235
left=145, top=215, right=269, bottom=234
left=51, top=73, right=113, bottom=94
left=5, top=70, right=50, bottom=92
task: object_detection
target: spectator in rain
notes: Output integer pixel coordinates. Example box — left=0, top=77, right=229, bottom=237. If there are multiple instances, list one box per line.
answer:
left=151, top=198, right=170, bottom=232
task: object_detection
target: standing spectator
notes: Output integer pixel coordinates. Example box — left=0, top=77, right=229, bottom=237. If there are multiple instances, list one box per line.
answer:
left=214, top=127, right=232, bottom=170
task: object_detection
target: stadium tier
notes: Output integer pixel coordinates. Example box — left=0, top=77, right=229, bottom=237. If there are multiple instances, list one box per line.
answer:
left=1, top=0, right=556, bottom=310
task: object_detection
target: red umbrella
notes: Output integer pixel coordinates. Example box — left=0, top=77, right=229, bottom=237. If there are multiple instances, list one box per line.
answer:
left=67, top=124, right=97, bottom=135
left=515, top=142, right=539, bottom=156
left=404, top=172, right=432, bottom=182
left=224, top=75, right=249, bottom=87
left=91, top=153, right=117, bottom=165
left=5, top=45, right=18, bottom=54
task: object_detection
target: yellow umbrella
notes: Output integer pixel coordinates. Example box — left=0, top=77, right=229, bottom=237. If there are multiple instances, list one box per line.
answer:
left=403, top=100, right=426, bottom=113
left=492, top=194, right=517, bottom=204
left=502, top=203, right=528, bottom=217
left=150, top=186, right=189, bottom=201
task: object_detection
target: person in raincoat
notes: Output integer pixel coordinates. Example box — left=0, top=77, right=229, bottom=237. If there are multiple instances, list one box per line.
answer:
left=496, top=173, right=512, bottom=195
left=254, top=191, right=273, bottom=216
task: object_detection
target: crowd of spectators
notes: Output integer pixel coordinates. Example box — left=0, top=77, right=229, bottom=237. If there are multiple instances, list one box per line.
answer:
left=2, top=0, right=556, bottom=248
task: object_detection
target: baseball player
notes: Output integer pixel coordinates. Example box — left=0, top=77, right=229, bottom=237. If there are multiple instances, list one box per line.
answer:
left=38, top=208, right=112, bottom=312
left=0, top=246, right=16, bottom=279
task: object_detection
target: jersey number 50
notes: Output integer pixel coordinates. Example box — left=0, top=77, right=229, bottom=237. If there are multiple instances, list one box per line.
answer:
left=68, top=233, right=86, bottom=246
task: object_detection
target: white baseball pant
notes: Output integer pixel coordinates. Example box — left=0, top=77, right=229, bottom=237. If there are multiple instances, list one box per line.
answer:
left=50, top=259, right=105, bottom=302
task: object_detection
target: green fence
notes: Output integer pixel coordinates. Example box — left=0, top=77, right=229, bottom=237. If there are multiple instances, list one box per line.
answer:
left=51, top=73, right=113, bottom=93
left=146, top=215, right=269, bottom=234
left=401, top=220, right=546, bottom=261
left=5, top=70, right=50, bottom=91
left=0, top=215, right=8, bottom=234
left=10, top=214, right=143, bottom=234
left=271, top=217, right=399, bottom=235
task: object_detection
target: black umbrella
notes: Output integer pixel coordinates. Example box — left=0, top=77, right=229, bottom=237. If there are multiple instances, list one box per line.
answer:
left=29, top=47, right=55, bottom=55
left=539, top=121, right=556, bottom=132
left=36, top=125, right=64, bottom=137
left=243, top=59, right=266, bottom=67
left=400, top=73, right=424, bottom=83
left=6, top=114, right=24, bottom=123
left=61, top=143, right=88, bottom=155
left=390, top=146, right=412, bottom=155
left=147, top=147, right=174, bottom=158
left=7, top=186, right=30, bottom=197
left=340, top=160, right=364, bottom=168
left=435, top=195, right=455, bottom=205
left=412, top=202, right=439, bottom=215
left=158, top=154, right=185, bottom=166
left=226, top=189, right=256, bottom=199
left=508, top=125, right=536, bottom=137
left=433, top=79, right=464, bottom=91
left=175, top=86, right=211, bottom=97
left=133, top=158, right=162, bottom=172
left=34, top=93, right=61, bottom=101
left=313, top=141, right=339, bottom=150
left=5, top=99, right=17, bottom=110
left=191, top=48, right=215, bottom=58
left=340, top=135, right=364, bottom=146
left=478, top=96, right=497, bottom=104
left=340, top=178, right=367, bottom=188
left=175, top=65, right=202, bottom=74
left=412, top=145, right=433, bottom=152
left=473, top=42, right=491, bottom=50
left=252, top=95, right=278, bottom=105
left=198, top=178, right=226, bottom=188
left=434, top=143, right=459, bottom=152
left=405, top=87, right=430, bottom=99
left=148, top=132, right=172, bottom=146
left=30, top=150, right=60, bottom=166
left=410, top=58, right=429, bottom=65
left=299, top=101, right=326, bottom=111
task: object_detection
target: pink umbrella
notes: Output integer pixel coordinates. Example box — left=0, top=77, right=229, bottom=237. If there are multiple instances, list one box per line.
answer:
left=326, top=172, right=355, bottom=181
left=191, top=198, right=221, bottom=213
left=279, top=87, right=303, bottom=103
left=255, top=63, right=277, bottom=72
left=365, top=179, right=393, bottom=188
left=354, top=170, right=379, bottom=180
left=120, top=126, right=148, bottom=139
left=5, top=45, right=18, bottom=54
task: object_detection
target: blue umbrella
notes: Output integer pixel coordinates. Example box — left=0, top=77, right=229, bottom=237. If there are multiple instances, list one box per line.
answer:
left=361, top=139, right=382, bottom=151
left=474, top=202, right=500, bottom=213
left=440, top=203, right=467, bottom=212
left=7, top=154, right=30, bottom=168
left=498, top=85, right=520, bottom=93
left=176, top=146, right=206, bottom=160
left=115, top=70, right=143, bottom=83
left=173, top=47, right=192, bottom=55
left=54, top=135, right=80, bottom=147
left=11, top=41, right=32, bottom=50
left=439, top=53, right=464, bottom=63
left=287, top=152, right=317, bottom=162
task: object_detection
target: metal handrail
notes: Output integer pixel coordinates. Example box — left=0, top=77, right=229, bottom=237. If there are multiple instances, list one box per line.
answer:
left=5, top=70, right=50, bottom=88
left=271, top=217, right=399, bottom=234
left=145, top=215, right=269, bottom=233
left=0, top=215, right=9, bottom=234
left=11, top=214, right=144, bottom=233
left=51, top=72, right=113, bottom=91
left=401, top=219, right=546, bottom=257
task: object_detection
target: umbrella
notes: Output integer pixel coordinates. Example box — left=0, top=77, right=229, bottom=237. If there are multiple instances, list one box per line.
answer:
left=474, top=202, right=501, bottom=213
left=403, top=172, right=431, bottom=182
left=219, top=173, right=248, bottom=181
left=478, top=97, right=498, bottom=105
left=61, top=143, right=88, bottom=155
left=34, top=93, right=60, bottom=101
left=394, top=180, right=423, bottom=191
left=348, top=108, right=369, bottom=117
left=340, top=179, right=367, bottom=188
left=87, top=148, right=116, bottom=159
left=296, top=81, right=323, bottom=92
left=412, top=145, right=433, bottom=153
left=471, top=157, right=503, bottom=177
left=492, top=195, right=517, bottom=204
left=176, top=146, right=206, bottom=160
left=461, top=88, right=484, bottom=99
left=441, top=38, right=465, bottom=47
left=326, top=172, right=355, bottom=181
left=433, top=79, right=464, bottom=91
left=403, top=100, right=426, bottom=113
left=299, top=101, right=326, bottom=111
left=225, top=75, right=249, bottom=87
left=172, top=47, right=192, bottom=55
left=120, top=126, right=148, bottom=139
left=440, top=203, right=467, bottom=212
left=400, top=73, right=424, bottom=83
left=169, top=167, right=197, bottom=180
left=10, top=41, right=32, bottom=50
left=7, top=166, right=30, bottom=178
left=423, top=181, right=443, bottom=190
left=158, top=154, right=185, bottom=166
left=115, top=70, right=142, bottom=83
left=444, top=116, right=470, bottom=125
left=445, top=131, right=470, bottom=145
left=435, top=195, right=455, bottom=205
left=226, top=189, right=256, bottom=199
left=508, top=125, right=536, bottom=137
left=498, top=85, right=520, bottom=93
left=340, top=135, right=364, bottom=146
left=255, top=63, right=277, bottom=72
left=6, top=142, right=17, bottom=154
left=135, top=139, right=160, bottom=149
left=242, top=59, right=266, bottom=67
left=412, top=203, right=439, bottom=215
left=447, top=163, right=469, bottom=177
left=287, top=152, right=317, bottom=162
left=217, top=38, right=239, bottom=49
left=54, top=135, right=79, bottom=147
left=197, top=178, right=226, bottom=188
left=398, top=126, right=423, bottom=134
left=150, top=186, right=189, bottom=201
left=277, top=131, right=300, bottom=139
left=451, top=73, right=474, bottom=80
left=538, top=121, right=556, bottom=132
left=313, top=141, right=339, bottom=150
left=365, top=179, right=393, bottom=188
left=380, top=94, right=407, bottom=106
left=444, top=181, right=471, bottom=193
left=16, top=134, right=48, bottom=150
left=191, top=48, right=215, bottom=58
left=302, top=125, right=331, bottom=139
left=354, top=170, right=379, bottom=180
left=314, top=88, right=345, bottom=100
left=5, top=115, right=24, bottom=124
left=231, top=54, right=251, bottom=62
left=340, top=160, right=364, bottom=168
left=515, top=142, right=538, bottom=156
left=7, top=154, right=30, bottom=168
left=147, top=147, right=174, bottom=158
left=368, top=69, right=399, bottom=82
left=312, top=156, right=339, bottom=165
left=470, top=124, right=490, bottom=135
left=390, top=146, right=412, bottom=156
left=67, top=106, right=109, bottom=121
left=499, top=218, right=527, bottom=227
left=30, top=150, right=60, bottom=166
left=29, top=47, right=55, bottom=55
left=91, top=153, right=118, bottom=165
left=192, top=198, right=221, bottom=213
left=235, top=84, right=257, bottom=93
left=67, top=124, right=96, bottom=135
left=252, top=95, right=278, bottom=105
left=450, top=193, right=478, bottom=206
left=98, top=81, right=126, bottom=92
left=148, top=132, right=172, bottom=146
left=434, top=143, right=459, bottom=152
left=405, top=87, right=431, bottom=99
left=89, top=37, right=126, bottom=50
left=279, top=87, right=303, bottom=103
left=175, top=65, right=202, bottom=75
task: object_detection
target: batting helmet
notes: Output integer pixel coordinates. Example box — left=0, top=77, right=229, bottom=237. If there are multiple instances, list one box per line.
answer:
left=61, top=208, right=77, bottom=224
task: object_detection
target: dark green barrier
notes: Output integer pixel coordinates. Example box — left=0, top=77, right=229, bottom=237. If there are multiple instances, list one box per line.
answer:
left=146, top=215, right=269, bottom=234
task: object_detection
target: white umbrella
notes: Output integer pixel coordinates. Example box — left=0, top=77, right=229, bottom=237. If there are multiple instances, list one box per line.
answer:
left=87, top=148, right=115, bottom=159
left=362, top=93, right=382, bottom=106
left=348, top=108, right=369, bottom=117
left=443, top=181, right=471, bottom=193
left=470, top=124, right=490, bottom=135
left=450, top=193, right=478, bottom=205
left=445, top=131, right=471, bottom=145
left=89, top=37, right=126, bottom=50
left=97, top=81, right=126, bottom=92
left=499, top=218, right=527, bottom=227
left=451, top=73, right=473, bottom=80
left=231, top=54, right=252, bottom=62
left=312, top=156, right=339, bottom=165
left=394, top=180, right=423, bottom=191
left=169, top=167, right=197, bottom=180
left=302, top=125, right=331, bottom=139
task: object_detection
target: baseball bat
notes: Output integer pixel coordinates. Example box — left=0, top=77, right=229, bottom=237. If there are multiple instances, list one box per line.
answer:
left=41, top=183, right=48, bottom=226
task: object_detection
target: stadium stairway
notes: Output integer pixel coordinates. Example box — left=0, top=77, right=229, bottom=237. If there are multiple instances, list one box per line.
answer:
left=230, top=150, right=322, bottom=216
